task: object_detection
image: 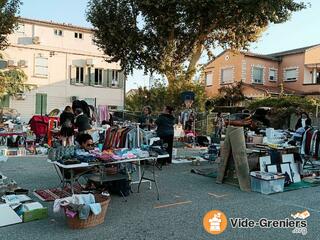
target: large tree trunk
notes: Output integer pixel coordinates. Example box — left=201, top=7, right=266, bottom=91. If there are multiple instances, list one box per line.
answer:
left=185, top=42, right=204, bottom=83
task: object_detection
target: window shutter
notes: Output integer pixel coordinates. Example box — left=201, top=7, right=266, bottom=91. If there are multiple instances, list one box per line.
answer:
left=108, top=69, right=113, bottom=87
left=42, top=94, right=47, bottom=114
left=70, top=65, right=76, bottom=85
left=87, top=67, right=92, bottom=86
left=0, top=95, right=10, bottom=108
left=35, top=94, right=41, bottom=114
left=83, top=67, right=89, bottom=86
left=118, top=71, right=125, bottom=89
left=102, top=70, right=109, bottom=87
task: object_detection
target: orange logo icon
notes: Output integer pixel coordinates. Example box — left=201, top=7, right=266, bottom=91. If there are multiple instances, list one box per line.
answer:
left=203, top=210, right=228, bottom=235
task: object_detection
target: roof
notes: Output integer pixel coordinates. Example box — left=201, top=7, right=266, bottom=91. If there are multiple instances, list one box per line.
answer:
left=267, top=44, right=320, bottom=57
left=243, top=52, right=279, bottom=61
left=204, top=44, right=320, bottom=69
left=18, top=17, right=93, bottom=33
left=241, top=83, right=304, bottom=96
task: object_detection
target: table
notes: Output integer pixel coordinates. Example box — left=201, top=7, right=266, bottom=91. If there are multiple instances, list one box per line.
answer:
left=48, top=160, right=98, bottom=194
left=48, top=154, right=169, bottom=199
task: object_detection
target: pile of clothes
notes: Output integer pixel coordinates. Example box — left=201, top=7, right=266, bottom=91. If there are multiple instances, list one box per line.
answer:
left=53, top=194, right=101, bottom=220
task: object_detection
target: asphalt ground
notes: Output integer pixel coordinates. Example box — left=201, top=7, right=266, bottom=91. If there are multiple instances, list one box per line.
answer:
left=0, top=156, right=319, bottom=240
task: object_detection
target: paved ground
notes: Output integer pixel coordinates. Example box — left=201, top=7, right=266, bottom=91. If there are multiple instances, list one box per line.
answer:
left=0, top=156, right=319, bottom=240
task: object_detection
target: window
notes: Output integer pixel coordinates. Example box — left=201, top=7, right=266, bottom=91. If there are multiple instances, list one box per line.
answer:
left=35, top=93, right=47, bottom=114
left=112, top=70, right=119, bottom=87
left=252, top=67, right=263, bottom=84
left=94, top=68, right=103, bottom=85
left=74, top=32, right=83, bottom=39
left=205, top=72, right=213, bottom=86
left=221, top=68, right=233, bottom=83
left=54, top=29, right=63, bottom=36
left=34, top=56, right=48, bottom=77
left=285, top=68, right=298, bottom=81
left=75, top=67, right=84, bottom=84
left=269, top=69, right=277, bottom=81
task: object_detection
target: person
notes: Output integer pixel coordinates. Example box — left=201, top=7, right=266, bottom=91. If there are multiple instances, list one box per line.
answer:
left=214, top=112, right=224, bottom=138
left=74, top=108, right=91, bottom=134
left=155, top=106, right=175, bottom=165
left=77, top=133, right=95, bottom=152
left=139, top=106, right=153, bottom=130
left=295, top=112, right=311, bottom=130
left=60, top=106, right=75, bottom=146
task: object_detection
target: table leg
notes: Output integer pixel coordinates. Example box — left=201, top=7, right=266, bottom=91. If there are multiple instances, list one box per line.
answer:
left=70, top=169, right=74, bottom=195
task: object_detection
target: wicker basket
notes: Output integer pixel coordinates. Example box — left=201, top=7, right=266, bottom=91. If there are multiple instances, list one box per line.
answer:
left=65, top=195, right=111, bottom=229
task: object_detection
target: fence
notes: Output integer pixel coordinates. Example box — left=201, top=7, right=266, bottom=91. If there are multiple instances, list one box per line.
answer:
left=114, top=109, right=320, bottom=136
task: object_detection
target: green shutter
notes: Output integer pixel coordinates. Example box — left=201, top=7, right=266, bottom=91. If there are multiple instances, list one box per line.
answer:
left=42, top=94, right=47, bottom=114
left=70, top=65, right=76, bottom=85
left=35, top=94, right=47, bottom=115
left=108, top=69, right=113, bottom=87
left=0, top=95, right=10, bottom=108
left=83, top=67, right=89, bottom=86
left=118, top=71, right=125, bottom=89
left=102, top=69, right=109, bottom=88
left=35, top=94, right=41, bottom=114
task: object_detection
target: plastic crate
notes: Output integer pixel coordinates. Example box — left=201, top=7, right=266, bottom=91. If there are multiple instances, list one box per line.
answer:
left=250, top=175, right=285, bottom=194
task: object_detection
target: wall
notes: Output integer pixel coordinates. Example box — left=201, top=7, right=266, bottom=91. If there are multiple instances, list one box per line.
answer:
left=305, top=45, right=320, bottom=65
left=3, top=19, right=124, bottom=122
left=280, top=53, right=320, bottom=94
left=204, top=51, right=244, bottom=97
left=244, top=56, right=279, bottom=87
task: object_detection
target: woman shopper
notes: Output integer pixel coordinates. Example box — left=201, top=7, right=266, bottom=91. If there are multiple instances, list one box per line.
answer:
left=139, top=106, right=154, bottom=130
left=295, top=112, right=312, bottom=130
left=155, top=106, right=175, bottom=165
left=60, top=106, right=75, bottom=146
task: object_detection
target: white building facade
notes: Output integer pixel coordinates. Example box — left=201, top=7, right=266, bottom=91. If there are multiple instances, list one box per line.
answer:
left=2, top=18, right=125, bottom=121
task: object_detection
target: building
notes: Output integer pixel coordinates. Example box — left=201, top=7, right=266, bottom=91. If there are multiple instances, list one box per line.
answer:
left=203, top=45, right=320, bottom=98
left=2, top=18, right=125, bottom=121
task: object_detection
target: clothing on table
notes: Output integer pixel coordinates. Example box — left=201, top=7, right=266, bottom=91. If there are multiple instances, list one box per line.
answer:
left=75, top=113, right=91, bottom=133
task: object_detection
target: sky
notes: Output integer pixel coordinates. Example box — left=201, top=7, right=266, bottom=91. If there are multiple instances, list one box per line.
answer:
left=19, top=0, right=320, bottom=91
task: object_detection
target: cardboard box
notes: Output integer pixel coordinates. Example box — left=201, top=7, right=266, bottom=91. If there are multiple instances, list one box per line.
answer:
left=23, top=207, right=48, bottom=223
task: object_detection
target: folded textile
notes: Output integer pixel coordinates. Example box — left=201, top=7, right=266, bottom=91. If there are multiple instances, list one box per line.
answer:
left=53, top=197, right=72, bottom=213
left=65, top=208, right=77, bottom=218
left=89, top=203, right=102, bottom=215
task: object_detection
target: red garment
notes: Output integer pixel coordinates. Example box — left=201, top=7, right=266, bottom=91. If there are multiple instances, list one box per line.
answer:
left=305, top=129, right=313, bottom=155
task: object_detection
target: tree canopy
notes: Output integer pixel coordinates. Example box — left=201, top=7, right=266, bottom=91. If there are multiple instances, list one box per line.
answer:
left=87, top=0, right=306, bottom=86
left=0, top=0, right=21, bottom=50
left=0, top=68, right=28, bottom=98
left=125, top=79, right=207, bottom=113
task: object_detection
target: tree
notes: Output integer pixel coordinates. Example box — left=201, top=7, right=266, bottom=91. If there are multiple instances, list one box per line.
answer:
left=0, top=0, right=21, bottom=50
left=125, top=79, right=207, bottom=113
left=0, top=68, right=28, bottom=98
left=87, top=0, right=305, bottom=87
